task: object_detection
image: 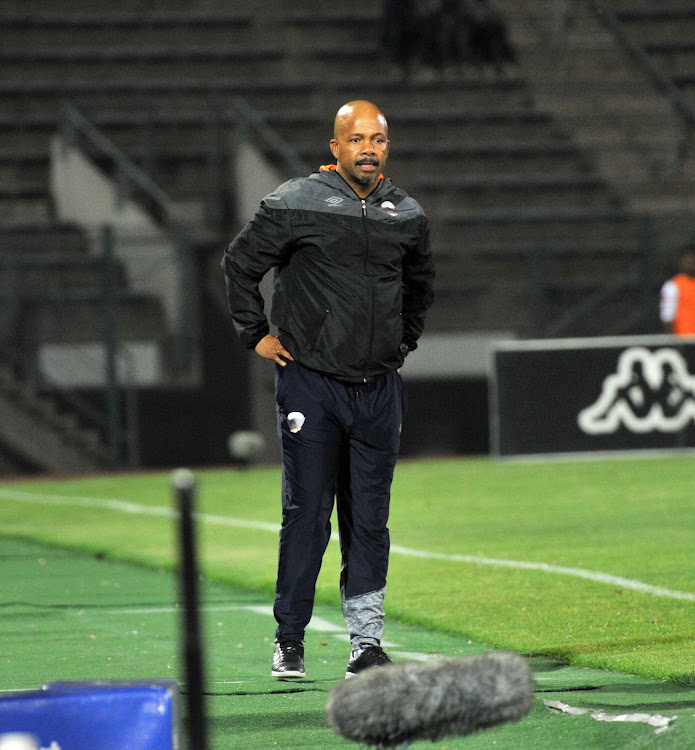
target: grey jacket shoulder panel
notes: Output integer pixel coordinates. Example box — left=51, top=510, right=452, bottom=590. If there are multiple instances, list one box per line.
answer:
left=223, top=167, right=435, bottom=379
left=265, top=169, right=428, bottom=227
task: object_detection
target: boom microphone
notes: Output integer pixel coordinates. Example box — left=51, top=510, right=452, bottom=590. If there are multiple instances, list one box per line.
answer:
left=325, top=652, right=534, bottom=748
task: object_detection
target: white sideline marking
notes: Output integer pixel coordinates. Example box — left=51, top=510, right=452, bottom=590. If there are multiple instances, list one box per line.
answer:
left=308, top=616, right=345, bottom=633
left=388, top=544, right=695, bottom=602
left=90, top=601, right=417, bottom=658
left=389, top=650, right=437, bottom=662
left=244, top=605, right=344, bottom=633
left=242, top=605, right=275, bottom=618
left=1, top=488, right=694, bottom=603
left=544, top=700, right=677, bottom=734
left=102, top=603, right=344, bottom=634
left=113, top=605, right=242, bottom=615
left=102, top=604, right=343, bottom=633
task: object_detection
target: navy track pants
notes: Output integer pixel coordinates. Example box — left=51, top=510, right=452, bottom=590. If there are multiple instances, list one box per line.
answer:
left=273, top=361, right=406, bottom=646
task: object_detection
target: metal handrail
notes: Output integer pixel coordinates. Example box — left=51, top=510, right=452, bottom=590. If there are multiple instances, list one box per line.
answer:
left=589, top=1, right=695, bottom=162
left=59, top=103, right=197, bottom=376
left=229, top=96, right=310, bottom=178
left=60, top=102, right=190, bottom=231
left=203, top=96, right=309, bottom=232
left=0, top=249, right=137, bottom=469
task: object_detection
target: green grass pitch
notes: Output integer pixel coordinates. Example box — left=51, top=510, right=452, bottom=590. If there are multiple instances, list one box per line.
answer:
left=0, top=455, right=693, bottom=748
left=0, top=455, right=693, bottom=682
left=4, top=537, right=691, bottom=749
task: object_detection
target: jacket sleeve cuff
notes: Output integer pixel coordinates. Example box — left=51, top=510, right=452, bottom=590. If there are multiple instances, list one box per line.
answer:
left=243, top=329, right=269, bottom=351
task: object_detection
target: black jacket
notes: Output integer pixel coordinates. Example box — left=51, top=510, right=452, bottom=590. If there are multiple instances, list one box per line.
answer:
left=223, top=167, right=434, bottom=382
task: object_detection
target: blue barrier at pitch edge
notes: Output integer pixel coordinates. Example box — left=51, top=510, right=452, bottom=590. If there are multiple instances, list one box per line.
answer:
left=0, top=681, right=180, bottom=750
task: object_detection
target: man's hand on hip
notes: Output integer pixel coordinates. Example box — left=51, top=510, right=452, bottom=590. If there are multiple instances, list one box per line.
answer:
left=255, top=334, right=294, bottom=366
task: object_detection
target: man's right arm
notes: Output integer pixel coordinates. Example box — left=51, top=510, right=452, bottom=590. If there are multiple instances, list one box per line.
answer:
left=221, top=195, right=292, bottom=350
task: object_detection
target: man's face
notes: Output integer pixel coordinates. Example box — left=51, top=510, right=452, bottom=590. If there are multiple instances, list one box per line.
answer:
left=330, top=106, right=390, bottom=197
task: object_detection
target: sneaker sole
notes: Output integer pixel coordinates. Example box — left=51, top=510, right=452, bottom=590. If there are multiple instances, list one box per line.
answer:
left=271, top=669, right=306, bottom=678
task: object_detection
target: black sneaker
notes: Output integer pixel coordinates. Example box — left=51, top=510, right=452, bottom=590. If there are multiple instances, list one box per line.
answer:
left=271, top=639, right=305, bottom=678
left=345, top=645, right=391, bottom=678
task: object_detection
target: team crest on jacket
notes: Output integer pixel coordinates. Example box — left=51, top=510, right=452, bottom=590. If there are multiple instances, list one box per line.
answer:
left=381, top=201, right=398, bottom=216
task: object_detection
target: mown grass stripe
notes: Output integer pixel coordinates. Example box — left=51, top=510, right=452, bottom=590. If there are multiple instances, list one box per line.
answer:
left=1, top=488, right=693, bottom=603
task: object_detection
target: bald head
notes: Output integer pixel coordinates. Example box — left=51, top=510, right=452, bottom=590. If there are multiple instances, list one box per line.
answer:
left=333, top=100, right=388, bottom=140
left=330, top=101, right=390, bottom=198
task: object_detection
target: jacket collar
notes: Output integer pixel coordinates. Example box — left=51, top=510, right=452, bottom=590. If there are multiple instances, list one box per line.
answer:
left=314, top=164, right=393, bottom=202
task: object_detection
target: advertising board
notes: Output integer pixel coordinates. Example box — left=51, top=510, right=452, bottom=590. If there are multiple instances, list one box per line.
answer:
left=490, top=336, right=695, bottom=458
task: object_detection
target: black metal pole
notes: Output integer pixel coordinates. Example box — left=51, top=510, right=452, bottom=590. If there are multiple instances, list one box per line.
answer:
left=173, top=469, right=208, bottom=750
left=639, top=216, right=657, bottom=332
left=101, top=223, right=121, bottom=469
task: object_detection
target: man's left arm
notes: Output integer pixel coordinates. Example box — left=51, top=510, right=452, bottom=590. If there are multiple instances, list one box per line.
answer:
left=660, top=279, right=677, bottom=334
left=401, top=217, right=435, bottom=352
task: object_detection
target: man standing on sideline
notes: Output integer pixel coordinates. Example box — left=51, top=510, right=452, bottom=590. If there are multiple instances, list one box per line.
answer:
left=222, top=101, right=434, bottom=679
left=660, top=245, right=695, bottom=336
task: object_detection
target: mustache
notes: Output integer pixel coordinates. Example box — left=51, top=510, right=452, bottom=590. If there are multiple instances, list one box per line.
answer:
left=356, top=158, right=379, bottom=166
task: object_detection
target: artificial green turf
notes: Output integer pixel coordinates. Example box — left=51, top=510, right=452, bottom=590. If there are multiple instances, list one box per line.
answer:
left=2, top=538, right=692, bottom=749
left=0, top=455, right=693, bottom=683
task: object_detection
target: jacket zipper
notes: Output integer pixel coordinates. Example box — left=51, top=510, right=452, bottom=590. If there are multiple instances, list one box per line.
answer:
left=361, top=198, right=373, bottom=383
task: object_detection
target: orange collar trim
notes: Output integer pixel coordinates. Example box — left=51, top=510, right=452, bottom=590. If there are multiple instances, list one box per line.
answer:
left=320, top=164, right=385, bottom=181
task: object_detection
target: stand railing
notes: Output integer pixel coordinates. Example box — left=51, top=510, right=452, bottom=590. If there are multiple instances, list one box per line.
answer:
left=589, top=1, right=695, bottom=170
left=205, top=96, right=309, bottom=234
left=59, top=103, right=198, bottom=376
left=0, top=245, right=139, bottom=470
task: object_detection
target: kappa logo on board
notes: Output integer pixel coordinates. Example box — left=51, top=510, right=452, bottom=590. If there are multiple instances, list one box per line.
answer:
left=577, top=347, right=695, bottom=435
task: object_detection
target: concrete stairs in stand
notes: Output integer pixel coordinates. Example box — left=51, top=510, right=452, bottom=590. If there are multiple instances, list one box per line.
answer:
left=3, top=0, right=695, bottom=469
left=2, top=0, right=693, bottom=347
left=495, top=0, right=695, bottom=256
left=272, top=1, right=653, bottom=337
left=0, top=362, right=107, bottom=474
left=0, top=220, right=166, bottom=473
